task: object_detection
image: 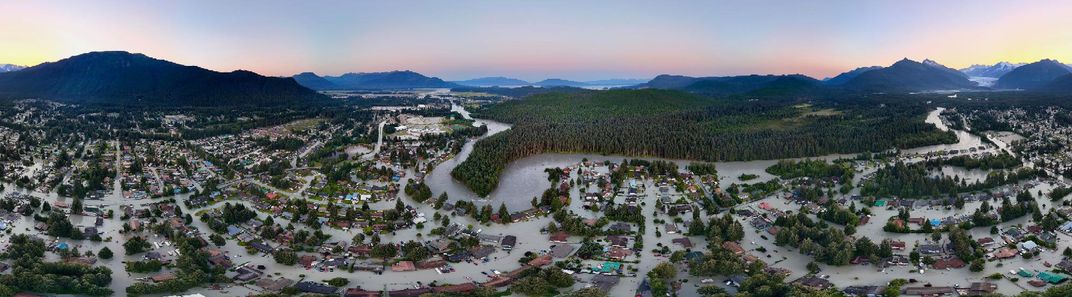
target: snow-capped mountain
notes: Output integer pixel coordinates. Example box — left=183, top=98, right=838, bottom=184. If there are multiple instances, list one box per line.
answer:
left=959, top=62, right=1023, bottom=78
left=0, top=64, right=25, bottom=72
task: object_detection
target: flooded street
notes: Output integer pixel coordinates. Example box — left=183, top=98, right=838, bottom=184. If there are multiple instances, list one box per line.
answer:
left=427, top=107, right=985, bottom=211
left=421, top=105, right=1058, bottom=295
left=0, top=105, right=1056, bottom=296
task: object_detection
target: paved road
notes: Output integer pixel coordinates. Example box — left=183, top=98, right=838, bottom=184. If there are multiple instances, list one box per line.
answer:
left=361, top=120, right=387, bottom=160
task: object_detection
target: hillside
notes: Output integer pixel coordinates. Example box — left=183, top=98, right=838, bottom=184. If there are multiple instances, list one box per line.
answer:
left=639, top=74, right=824, bottom=96
left=638, top=74, right=704, bottom=89
left=321, top=71, right=458, bottom=89
left=0, top=51, right=323, bottom=106
left=1040, top=73, right=1072, bottom=92
left=292, top=72, right=339, bottom=90
left=842, top=59, right=977, bottom=92
left=534, top=78, right=588, bottom=87
left=453, top=77, right=530, bottom=87
left=452, top=89, right=956, bottom=196
left=450, top=86, right=589, bottom=98
left=584, top=78, right=648, bottom=86
left=824, top=66, right=881, bottom=85
left=995, top=59, right=1072, bottom=90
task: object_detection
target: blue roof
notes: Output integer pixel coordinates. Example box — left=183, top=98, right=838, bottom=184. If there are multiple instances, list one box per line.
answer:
left=929, top=219, right=942, bottom=226
left=1061, top=221, right=1072, bottom=230
left=226, top=225, right=243, bottom=236
left=57, top=242, right=69, bottom=250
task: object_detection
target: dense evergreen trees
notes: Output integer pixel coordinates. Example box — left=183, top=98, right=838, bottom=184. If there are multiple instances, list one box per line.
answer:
left=453, top=89, right=955, bottom=196
left=923, top=153, right=1021, bottom=170
left=861, top=161, right=1041, bottom=198
left=220, top=203, right=257, bottom=224
left=773, top=213, right=855, bottom=265
left=766, top=159, right=853, bottom=180
left=404, top=182, right=433, bottom=203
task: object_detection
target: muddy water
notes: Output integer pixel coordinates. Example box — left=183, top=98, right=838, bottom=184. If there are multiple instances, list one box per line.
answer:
left=426, top=107, right=988, bottom=210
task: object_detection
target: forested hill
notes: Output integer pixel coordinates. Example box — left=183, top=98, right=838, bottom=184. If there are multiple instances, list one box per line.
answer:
left=452, top=89, right=958, bottom=196
left=0, top=51, right=325, bottom=106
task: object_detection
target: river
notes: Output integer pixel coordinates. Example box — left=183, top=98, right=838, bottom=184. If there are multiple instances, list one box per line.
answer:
left=425, top=106, right=994, bottom=210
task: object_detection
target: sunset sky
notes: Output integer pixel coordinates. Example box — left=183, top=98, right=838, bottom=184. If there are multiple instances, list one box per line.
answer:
left=2, top=1, right=1071, bottom=81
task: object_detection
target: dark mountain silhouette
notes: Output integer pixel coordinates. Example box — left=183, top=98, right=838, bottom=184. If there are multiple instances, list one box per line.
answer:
left=0, top=51, right=322, bottom=105
left=1040, top=73, right=1072, bottom=92
left=745, top=75, right=825, bottom=96
left=292, top=72, right=339, bottom=90
left=450, top=85, right=589, bottom=98
left=995, top=59, right=1072, bottom=90
left=453, top=77, right=530, bottom=87
left=683, top=75, right=818, bottom=96
left=534, top=78, right=588, bottom=87
left=637, top=74, right=822, bottom=96
left=636, top=74, right=701, bottom=89
left=321, top=71, right=458, bottom=89
left=824, top=66, right=881, bottom=85
left=584, top=78, right=648, bottom=86
left=842, top=59, right=977, bottom=92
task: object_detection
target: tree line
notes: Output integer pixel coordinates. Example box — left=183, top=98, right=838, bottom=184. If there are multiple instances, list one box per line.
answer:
left=453, top=89, right=956, bottom=196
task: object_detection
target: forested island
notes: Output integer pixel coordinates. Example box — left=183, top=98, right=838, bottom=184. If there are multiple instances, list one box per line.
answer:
left=452, top=89, right=957, bottom=196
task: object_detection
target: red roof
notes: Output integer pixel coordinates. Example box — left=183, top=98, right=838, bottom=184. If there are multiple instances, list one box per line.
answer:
left=722, top=241, right=745, bottom=255
left=549, top=232, right=568, bottom=243
left=391, top=261, right=416, bottom=272
left=527, top=254, right=553, bottom=267
left=934, top=256, right=969, bottom=268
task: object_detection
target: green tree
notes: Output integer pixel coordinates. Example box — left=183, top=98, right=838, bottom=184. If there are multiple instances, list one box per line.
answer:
left=98, top=247, right=113, bottom=259
left=71, top=198, right=84, bottom=214
left=497, top=203, right=512, bottom=224
left=970, top=258, right=985, bottom=272
left=124, top=236, right=151, bottom=255
left=273, top=249, right=298, bottom=265
left=511, top=276, right=553, bottom=296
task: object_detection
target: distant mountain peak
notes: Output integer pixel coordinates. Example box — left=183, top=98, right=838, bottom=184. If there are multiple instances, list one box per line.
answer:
left=310, top=70, right=457, bottom=90
left=960, top=61, right=1024, bottom=78
left=535, top=78, right=588, bottom=87
left=0, top=51, right=322, bottom=105
left=995, top=59, right=1072, bottom=90
left=842, top=58, right=976, bottom=92
left=452, top=76, right=530, bottom=87
left=0, top=64, right=25, bottom=73
left=824, top=66, right=881, bottom=85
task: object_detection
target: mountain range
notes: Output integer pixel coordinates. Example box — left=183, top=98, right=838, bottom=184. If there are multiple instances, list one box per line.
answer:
left=294, top=71, right=458, bottom=90
left=0, top=51, right=323, bottom=106
left=994, top=59, right=1072, bottom=90
left=4, top=51, right=1072, bottom=106
left=633, top=59, right=980, bottom=96
left=823, top=66, right=881, bottom=85
left=0, top=64, right=24, bottom=73
left=839, top=58, right=977, bottom=92
left=635, top=74, right=823, bottom=96
left=960, top=62, right=1024, bottom=78
left=451, top=77, right=648, bottom=88
left=452, top=77, right=530, bottom=87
